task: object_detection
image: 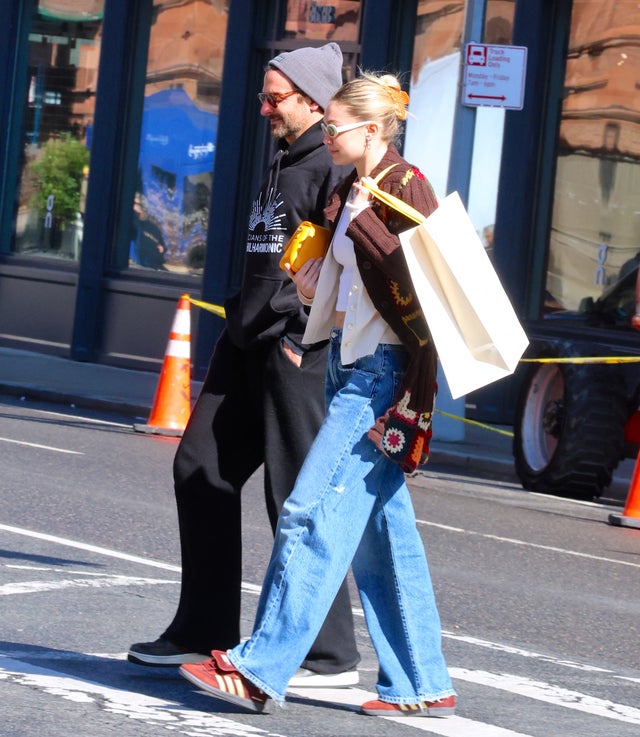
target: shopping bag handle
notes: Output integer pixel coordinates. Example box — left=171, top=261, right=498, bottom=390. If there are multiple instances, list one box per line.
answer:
left=372, top=163, right=397, bottom=183
left=362, top=166, right=426, bottom=225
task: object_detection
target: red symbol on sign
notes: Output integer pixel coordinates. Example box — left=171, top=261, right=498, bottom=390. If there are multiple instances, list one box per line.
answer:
left=467, top=94, right=507, bottom=101
left=467, top=45, right=486, bottom=66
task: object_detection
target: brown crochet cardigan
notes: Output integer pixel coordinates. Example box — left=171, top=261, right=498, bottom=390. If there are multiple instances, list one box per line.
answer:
left=323, top=144, right=439, bottom=473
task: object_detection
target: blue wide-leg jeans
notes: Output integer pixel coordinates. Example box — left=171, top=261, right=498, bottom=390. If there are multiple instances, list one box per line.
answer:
left=228, top=330, right=454, bottom=704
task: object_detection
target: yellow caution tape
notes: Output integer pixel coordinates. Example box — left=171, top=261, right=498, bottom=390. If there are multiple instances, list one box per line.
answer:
left=187, top=296, right=226, bottom=319
left=434, top=409, right=514, bottom=437
left=520, top=356, right=640, bottom=364
left=180, top=302, right=638, bottom=437
left=434, top=355, right=640, bottom=438
left=182, top=303, right=638, bottom=365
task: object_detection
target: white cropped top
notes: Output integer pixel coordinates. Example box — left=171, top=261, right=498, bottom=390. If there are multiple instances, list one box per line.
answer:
left=332, top=205, right=358, bottom=311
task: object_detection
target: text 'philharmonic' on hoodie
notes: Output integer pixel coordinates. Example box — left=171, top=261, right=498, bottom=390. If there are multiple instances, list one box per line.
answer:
left=224, top=121, right=351, bottom=350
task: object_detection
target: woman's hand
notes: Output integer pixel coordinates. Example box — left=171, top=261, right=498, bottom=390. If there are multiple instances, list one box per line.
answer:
left=283, top=257, right=323, bottom=302
left=349, top=178, right=373, bottom=208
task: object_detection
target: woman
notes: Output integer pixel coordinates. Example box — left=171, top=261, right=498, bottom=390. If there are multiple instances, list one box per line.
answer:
left=179, top=72, right=456, bottom=718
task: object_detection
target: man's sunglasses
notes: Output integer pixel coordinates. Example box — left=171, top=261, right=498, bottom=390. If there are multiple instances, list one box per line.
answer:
left=320, top=120, right=374, bottom=139
left=257, top=89, right=299, bottom=107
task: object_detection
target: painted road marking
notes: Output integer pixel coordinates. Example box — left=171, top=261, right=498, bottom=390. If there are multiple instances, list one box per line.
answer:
left=0, top=405, right=131, bottom=428
left=3, top=524, right=640, bottom=735
left=450, top=668, right=640, bottom=724
left=442, top=631, right=612, bottom=674
left=0, top=655, right=285, bottom=737
left=3, top=650, right=638, bottom=735
left=0, top=523, right=181, bottom=572
left=0, top=569, right=177, bottom=595
left=0, top=436, right=83, bottom=454
left=287, top=685, right=534, bottom=736
left=1, top=523, right=635, bottom=682
left=0, top=523, right=265, bottom=595
left=1, top=650, right=535, bottom=737
left=417, top=519, right=640, bottom=569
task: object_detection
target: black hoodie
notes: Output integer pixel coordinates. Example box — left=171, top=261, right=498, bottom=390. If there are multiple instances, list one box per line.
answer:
left=225, top=121, right=351, bottom=350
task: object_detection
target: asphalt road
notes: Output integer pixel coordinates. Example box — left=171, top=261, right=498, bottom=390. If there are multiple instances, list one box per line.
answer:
left=2, top=394, right=640, bottom=737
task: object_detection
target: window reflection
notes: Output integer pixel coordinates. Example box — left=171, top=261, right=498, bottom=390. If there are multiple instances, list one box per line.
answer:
left=284, top=1, right=361, bottom=41
left=128, top=0, right=227, bottom=275
left=13, top=1, right=102, bottom=261
left=405, top=1, right=465, bottom=199
left=546, top=0, right=640, bottom=332
left=405, top=1, right=514, bottom=256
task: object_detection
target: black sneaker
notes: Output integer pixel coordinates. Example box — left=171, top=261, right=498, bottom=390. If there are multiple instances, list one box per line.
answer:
left=127, top=637, right=209, bottom=666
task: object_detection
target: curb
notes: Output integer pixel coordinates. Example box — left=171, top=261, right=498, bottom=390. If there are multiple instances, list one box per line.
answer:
left=426, top=447, right=518, bottom=484
left=0, top=382, right=151, bottom=419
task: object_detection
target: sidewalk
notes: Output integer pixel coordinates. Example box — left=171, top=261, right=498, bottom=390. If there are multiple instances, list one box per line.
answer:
left=0, top=346, right=185, bottom=419
left=0, top=346, right=630, bottom=502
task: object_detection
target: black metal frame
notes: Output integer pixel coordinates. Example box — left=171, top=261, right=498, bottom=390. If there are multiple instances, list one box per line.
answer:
left=3, top=0, right=589, bottom=411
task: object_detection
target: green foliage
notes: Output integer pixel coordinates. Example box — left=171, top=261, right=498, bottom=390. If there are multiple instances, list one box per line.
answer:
left=29, top=134, right=89, bottom=228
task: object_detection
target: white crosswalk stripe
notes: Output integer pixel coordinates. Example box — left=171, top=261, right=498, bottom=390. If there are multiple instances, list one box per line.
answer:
left=0, top=571, right=178, bottom=595
left=450, top=668, right=640, bottom=725
left=3, top=524, right=639, bottom=736
left=0, top=655, right=285, bottom=737
left=286, top=685, right=534, bottom=736
left=3, top=650, right=639, bottom=737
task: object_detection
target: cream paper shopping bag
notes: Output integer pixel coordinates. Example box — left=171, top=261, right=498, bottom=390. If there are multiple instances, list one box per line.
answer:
left=399, top=191, right=529, bottom=399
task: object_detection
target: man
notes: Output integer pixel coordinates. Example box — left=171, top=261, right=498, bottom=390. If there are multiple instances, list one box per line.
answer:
left=128, top=43, right=360, bottom=687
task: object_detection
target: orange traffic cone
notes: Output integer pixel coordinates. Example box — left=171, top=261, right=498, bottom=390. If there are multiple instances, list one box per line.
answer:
left=134, top=294, right=192, bottom=437
left=609, top=450, right=640, bottom=529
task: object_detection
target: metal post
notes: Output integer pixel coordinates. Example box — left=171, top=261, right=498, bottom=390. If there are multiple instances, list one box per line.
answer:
left=437, top=0, right=487, bottom=441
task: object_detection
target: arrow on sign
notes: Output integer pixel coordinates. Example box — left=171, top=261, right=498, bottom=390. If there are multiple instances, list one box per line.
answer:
left=467, top=94, right=507, bottom=101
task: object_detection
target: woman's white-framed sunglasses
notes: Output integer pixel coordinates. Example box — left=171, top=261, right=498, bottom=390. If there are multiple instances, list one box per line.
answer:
left=320, top=120, right=374, bottom=138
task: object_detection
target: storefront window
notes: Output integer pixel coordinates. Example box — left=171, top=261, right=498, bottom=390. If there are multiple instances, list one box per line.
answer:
left=405, top=1, right=465, bottom=199
left=468, top=0, right=514, bottom=257
left=284, top=1, right=361, bottom=41
left=404, top=1, right=516, bottom=434
left=405, top=1, right=514, bottom=256
left=128, top=0, right=228, bottom=275
left=12, top=1, right=103, bottom=261
left=546, top=1, right=640, bottom=332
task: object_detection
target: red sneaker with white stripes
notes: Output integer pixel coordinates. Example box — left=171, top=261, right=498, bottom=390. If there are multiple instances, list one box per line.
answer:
left=360, top=694, right=456, bottom=717
left=179, top=650, right=270, bottom=713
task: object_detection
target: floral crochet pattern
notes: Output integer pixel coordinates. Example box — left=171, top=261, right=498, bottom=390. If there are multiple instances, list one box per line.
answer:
left=370, top=389, right=434, bottom=473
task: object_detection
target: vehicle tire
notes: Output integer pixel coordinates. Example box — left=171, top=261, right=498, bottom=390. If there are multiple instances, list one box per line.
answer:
left=513, top=348, right=627, bottom=500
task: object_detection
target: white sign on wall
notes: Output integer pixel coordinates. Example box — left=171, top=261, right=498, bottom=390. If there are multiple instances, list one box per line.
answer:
left=462, top=43, right=527, bottom=110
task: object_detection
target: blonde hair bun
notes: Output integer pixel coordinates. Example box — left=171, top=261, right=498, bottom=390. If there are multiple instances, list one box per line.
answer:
left=363, top=72, right=410, bottom=120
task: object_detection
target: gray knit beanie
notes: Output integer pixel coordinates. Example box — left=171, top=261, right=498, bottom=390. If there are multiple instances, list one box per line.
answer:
left=268, top=43, right=343, bottom=111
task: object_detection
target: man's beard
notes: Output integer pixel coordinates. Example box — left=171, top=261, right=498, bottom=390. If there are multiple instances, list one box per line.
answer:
left=270, top=116, right=303, bottom=141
